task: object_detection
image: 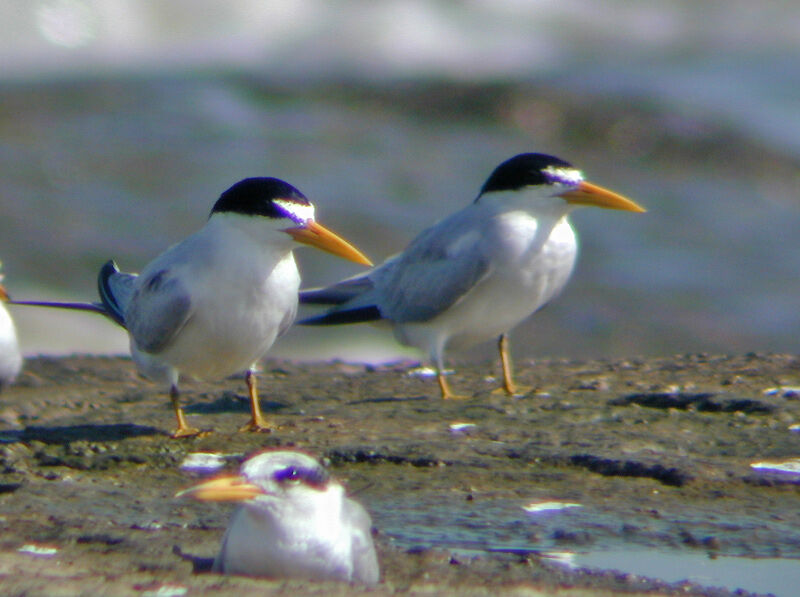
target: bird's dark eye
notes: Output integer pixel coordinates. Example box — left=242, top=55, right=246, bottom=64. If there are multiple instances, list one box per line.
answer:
left=273, top=465, right=329, bottom=488
left=274, top=466, right=300, bottom=483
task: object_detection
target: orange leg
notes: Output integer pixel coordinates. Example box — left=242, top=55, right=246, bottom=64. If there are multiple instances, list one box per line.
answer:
left=169, top=384, right=204, bottom=438
left=239, top=369, right=277, bottom=432
left=492, top=333, right=532, bottom=396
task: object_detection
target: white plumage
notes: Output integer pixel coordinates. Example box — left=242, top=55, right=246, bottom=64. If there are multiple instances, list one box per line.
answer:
left=179, top=450, right=379, bottom=585
left=0, top=266, right=22, bottom=390
left=11, top=178, right=371, bottom=436
left=300, top=153, right=644, bottom=399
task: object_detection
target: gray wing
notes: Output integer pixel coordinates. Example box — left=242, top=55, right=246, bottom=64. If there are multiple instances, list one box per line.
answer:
left=301, top=211, right=491, bottom=325
left=375, top=222, right=491, bottom=323
left=344, top=498, right=380, bottom=585
left=124, top=267, right=192, bottom=354
left=299, top=254, right=404, bottom=306
left=106, top=273, right=136, bottom=311
left=299, top=273, right=375, bottom=306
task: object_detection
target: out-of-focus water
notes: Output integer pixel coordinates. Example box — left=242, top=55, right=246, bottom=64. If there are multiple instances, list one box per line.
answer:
left=1, top=1, right=799, bottom=363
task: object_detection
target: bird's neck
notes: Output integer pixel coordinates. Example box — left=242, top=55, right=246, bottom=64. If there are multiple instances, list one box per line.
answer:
left=478, top=189, right=574, bottom=221
left=205, top=212, right=294, bottom=253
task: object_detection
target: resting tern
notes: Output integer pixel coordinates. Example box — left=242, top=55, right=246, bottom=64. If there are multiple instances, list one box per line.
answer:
left=0, top=263, right=23, bottom=390
left=178, top=450, right=379, bottom=585
left=300, top=153, right=645, bottom=399
left=11, top=178, right=371, bottom=436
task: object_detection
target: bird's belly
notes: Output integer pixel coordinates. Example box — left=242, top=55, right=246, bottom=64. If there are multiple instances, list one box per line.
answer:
left=159, top=272, right=299, bottom=380
left=404, top=236, right=576, bottom=353
left=440, top=274, right=553, bottom=349
left=162, top=314, right=281, bottom=379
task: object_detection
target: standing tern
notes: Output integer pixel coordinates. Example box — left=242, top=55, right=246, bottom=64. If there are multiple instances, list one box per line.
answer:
left=12, top=178, right=371, bottom=437
left=178, top=450, right=379, bottom=585
left=300, top=153, right=645, bottom=399
left=0, top=262, right=23, bottom=390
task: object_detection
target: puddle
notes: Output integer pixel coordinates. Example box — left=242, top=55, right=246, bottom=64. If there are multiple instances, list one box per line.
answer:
left=374, top=491, right=800, bottom=596
left=568, top=549, right=800, bottom=597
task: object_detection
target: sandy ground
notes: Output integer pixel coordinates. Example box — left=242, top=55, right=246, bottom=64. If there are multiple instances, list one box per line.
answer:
left=0, top=353, right=799, bottom=596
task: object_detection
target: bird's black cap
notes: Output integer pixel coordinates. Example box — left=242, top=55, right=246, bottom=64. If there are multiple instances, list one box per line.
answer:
left=210, top=177, right=310, bottom=218
left=478, top=153, right=580, bottom=197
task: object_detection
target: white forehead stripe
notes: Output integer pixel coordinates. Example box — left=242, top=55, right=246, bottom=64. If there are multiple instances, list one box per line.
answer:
left=274, top=199, right=315, bottom=223
left=542, top=166, right=584, bottom=186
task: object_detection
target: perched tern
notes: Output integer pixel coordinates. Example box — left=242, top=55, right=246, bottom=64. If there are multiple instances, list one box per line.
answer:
left=12, top=178, right=371, bottom=436
left=300, top=153, right=645, bottom=399
left=0, top=263, right=23, bottom=390
left=178, top=450, right=379, bottom=585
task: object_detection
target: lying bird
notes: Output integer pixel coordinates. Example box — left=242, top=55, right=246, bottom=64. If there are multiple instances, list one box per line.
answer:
left=300, top=153, right=645, bottom=399
left=178, top=450, right=379, bottom=585
left=11, top=178, right=371, bottom=436
left=0, top=262, right=22, bottom=390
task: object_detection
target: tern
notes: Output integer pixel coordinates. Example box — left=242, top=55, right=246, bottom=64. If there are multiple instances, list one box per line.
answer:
left=11, top=178, right=371, bottom=436
left=178, top=450, right=379, bottom=585
left=300, top=153, right=645, bottom=399
left=0, top=263, right=23, bottom=390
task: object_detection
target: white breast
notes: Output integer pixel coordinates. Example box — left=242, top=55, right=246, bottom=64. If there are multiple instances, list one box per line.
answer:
left=142, top=218, right=301, bottom=380
left=398, top=213, right=577, bottom=356
left=162, top=252, right=300, bottom=379
left=216, top=487, right=356, bottom=582
left=0, top=302, right=22, bottom=386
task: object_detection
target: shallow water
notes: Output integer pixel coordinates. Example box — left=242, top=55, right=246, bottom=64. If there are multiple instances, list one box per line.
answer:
left=372, top=494, right=800, bottom=596
left=572, top=550, right=800, bottom=597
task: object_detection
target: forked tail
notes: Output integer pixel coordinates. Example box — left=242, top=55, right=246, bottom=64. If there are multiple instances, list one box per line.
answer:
left=8, top=259, right=128, bottom=329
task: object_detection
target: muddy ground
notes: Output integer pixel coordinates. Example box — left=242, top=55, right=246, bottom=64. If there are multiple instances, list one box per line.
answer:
left=0, top=353, right=799, bottom=596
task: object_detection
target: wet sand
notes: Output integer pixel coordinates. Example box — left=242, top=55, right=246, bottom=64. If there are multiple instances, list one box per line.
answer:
left=1, top=353, right=799, bottom=596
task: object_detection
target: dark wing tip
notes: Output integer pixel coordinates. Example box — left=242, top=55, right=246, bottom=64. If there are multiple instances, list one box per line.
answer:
left=97, top=260, right=126, bottom=326
left=298, top=305, right=382, bottom=326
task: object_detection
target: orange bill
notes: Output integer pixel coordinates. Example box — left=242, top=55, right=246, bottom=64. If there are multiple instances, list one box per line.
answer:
left=286, top=221, right=373, bottom=266
left=176, top=475, right=263, bottom=502
left=0, top=284, right=8, bottom=302
left=560, top=181, right=646, bottom=212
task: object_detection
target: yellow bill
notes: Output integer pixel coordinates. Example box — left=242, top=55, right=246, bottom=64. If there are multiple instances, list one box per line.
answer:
left=176, top=475, right=263, bottom=502
left=560, top=181, right=646, bottom=213
left=286, top=221, right=373, bottom=266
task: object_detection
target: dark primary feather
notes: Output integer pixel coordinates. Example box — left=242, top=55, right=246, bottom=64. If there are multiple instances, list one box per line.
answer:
left=7, top=299, right=108, bottom=316
left=299, top=305, right=382, bottom=326
left=97, top=260, right=127, bottom=326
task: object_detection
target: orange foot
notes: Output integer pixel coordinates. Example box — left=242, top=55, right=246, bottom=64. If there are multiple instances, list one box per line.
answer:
left=171, top=426, right=212, bottom=439
left=491, top=383, right=534, bottom=397
left=238, top=417, right=278, bottom=433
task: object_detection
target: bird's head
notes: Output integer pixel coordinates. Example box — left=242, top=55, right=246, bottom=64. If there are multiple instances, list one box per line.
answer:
left=210, top=178, right=372, bottom=266
left=177, top=450, right=335, bottom=505
left=477, top=153, right=645, bottom=213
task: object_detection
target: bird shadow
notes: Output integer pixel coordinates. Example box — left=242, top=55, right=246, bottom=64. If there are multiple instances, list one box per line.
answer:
left=0, top=423, right=164, bottom=444
left=183, top=391, right=287, bottom=415
left=172, top=545, right=215, bottom=574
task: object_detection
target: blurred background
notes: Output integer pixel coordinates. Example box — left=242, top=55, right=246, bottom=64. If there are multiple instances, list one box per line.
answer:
left=1, top=0, right=798, bottom=364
